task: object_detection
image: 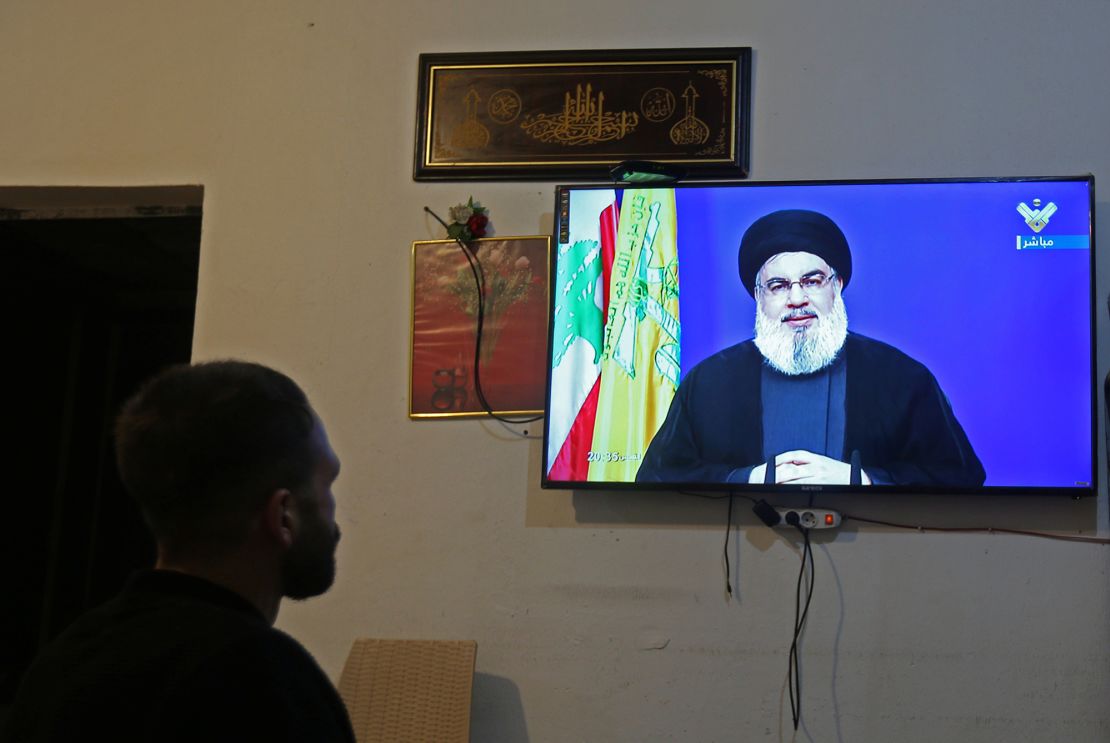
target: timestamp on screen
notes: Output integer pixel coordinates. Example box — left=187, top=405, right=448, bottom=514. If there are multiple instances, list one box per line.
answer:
left=586, top=451, right=643, bottom=463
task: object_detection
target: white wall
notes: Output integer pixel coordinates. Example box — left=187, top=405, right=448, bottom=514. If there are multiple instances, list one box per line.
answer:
left=4, top=1, right=1110, bottom=740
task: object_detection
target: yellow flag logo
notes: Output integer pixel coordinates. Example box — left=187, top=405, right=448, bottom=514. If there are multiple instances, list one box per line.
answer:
left=588, top=189, right=680, bottom=481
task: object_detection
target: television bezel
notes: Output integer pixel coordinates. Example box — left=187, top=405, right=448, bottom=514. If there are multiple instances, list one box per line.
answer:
left=541, top=174, right=1098, bottom=497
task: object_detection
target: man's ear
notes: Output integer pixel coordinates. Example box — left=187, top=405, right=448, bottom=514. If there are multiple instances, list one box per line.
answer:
left=262, top=488, right=296, bottom=549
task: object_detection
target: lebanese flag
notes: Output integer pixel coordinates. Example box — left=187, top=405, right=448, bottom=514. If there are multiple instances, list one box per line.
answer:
left=546, top=190, right=617, bottom=481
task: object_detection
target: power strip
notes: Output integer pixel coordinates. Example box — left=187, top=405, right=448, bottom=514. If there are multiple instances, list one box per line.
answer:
left=774, top=507, right=841, bottom=530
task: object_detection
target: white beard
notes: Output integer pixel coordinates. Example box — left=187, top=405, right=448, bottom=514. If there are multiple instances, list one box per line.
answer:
left=753, top=291, right=849, bottom=375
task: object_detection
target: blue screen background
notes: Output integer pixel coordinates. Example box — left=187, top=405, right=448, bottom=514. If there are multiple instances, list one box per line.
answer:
left=672, top=179, right=1093, bottom=488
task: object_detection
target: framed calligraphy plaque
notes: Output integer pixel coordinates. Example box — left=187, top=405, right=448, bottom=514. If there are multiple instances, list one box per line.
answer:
left=413, top=48, right=751, bottom=181
left=409, top=236, right=550, bottom=418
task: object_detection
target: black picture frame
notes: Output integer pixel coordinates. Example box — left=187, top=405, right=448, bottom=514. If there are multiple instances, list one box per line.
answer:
left=413, top=48, right=751, bottom=181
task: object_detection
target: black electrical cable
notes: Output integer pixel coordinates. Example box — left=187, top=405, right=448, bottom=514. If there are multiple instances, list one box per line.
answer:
left=787, top=523, right=815, bottom=731
left=423, top=206, right=543, bottom=425
left=451, top=237, right=508, bottom=419
left=712, top=486, right=1107, bottom=731
left=678, top=490, right=748, bottom=597
left=841, top=513, right=1110, bottom=545
left=723, top=494, right=734, bottom=598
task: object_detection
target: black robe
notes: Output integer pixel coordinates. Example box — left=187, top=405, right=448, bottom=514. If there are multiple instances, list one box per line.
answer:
left=636, top=333, right=985, bottom=487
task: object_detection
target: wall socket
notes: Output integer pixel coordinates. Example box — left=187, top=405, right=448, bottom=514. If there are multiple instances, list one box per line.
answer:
left=774, top=508, right=842, bottom=530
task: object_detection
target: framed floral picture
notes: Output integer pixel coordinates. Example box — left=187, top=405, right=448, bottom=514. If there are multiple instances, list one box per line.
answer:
left=409, top=236, right=550, bottom=418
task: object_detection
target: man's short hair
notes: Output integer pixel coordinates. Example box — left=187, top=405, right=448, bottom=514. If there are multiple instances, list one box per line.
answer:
left=115, top=360, right=316, bottom=554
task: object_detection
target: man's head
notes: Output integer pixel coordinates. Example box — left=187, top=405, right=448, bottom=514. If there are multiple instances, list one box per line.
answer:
left=738, top=210, right=852, bottom=375
left=115, top=360, right=341, bottom=598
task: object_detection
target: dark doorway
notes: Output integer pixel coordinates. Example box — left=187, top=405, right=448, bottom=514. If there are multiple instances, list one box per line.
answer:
left=1, top=186, right=202, bottom=708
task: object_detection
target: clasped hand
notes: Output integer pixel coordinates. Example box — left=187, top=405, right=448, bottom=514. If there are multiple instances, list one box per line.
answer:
left=749, top=450, right=871, bottom=485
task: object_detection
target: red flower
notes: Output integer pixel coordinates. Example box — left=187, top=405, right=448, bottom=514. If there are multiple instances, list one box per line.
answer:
left=467, top=213, right=489, bottom=238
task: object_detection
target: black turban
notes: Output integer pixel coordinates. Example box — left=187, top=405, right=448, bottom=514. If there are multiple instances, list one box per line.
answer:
left=737, top=209, right=852, bottom=297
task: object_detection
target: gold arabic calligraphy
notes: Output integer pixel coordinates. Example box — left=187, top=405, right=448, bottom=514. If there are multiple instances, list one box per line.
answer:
left=449, top=87, right=490, bottom=149
left=669, top=82, right=709, bottom=146
left=520, top=83, right=639, bottom=146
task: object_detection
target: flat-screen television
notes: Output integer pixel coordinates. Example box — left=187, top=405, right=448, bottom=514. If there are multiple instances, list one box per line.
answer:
left=542, top=175, right=1096, bottom=496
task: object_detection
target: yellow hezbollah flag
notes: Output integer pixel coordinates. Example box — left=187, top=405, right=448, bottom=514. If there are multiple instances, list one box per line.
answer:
left=588, top=188, right=680, bottom=482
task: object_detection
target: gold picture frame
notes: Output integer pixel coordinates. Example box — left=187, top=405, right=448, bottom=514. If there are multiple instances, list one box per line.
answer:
left=409, top=236, right=551, bottom=418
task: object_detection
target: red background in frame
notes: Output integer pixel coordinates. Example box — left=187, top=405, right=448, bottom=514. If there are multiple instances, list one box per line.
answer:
left=411, top=238, right=548, bottom=416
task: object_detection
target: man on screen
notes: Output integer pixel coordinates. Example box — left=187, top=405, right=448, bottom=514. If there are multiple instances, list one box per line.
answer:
left=636, top=209, right=985, bottom=486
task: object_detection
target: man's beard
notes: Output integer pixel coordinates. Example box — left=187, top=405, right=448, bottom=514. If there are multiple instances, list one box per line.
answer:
left=281, top=504, right=341, bottom=601
left=753, top=291, right=849, bottom=375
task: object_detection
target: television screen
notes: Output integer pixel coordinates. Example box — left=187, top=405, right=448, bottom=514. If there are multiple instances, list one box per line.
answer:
left=542, top=176, right=1096, bottom=495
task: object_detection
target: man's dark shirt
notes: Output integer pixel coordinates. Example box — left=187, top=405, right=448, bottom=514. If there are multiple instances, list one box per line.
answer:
left=636, top=333, right=985, bottom=486
left=4, top=570, right=355, bottom=743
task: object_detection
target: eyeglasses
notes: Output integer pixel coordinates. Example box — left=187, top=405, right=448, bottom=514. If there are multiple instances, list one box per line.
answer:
left=757, top=271, right=838, bottom=298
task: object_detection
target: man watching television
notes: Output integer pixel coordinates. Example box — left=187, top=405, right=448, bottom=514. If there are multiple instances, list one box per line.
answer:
left=5, top=360, right=355, bottom=742
left=636, top=208, right=985, bottom=487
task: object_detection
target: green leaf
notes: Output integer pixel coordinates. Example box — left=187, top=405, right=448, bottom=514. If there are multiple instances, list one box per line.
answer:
left=552, top=239, right=604, bottom=367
